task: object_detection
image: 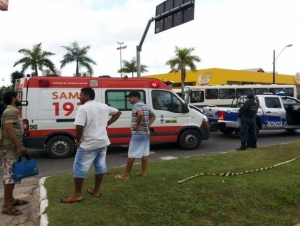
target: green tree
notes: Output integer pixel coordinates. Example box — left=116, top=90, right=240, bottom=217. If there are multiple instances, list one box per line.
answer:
left=0, top=86, right=14, bottom=99
left=10, top=70, right=24, bottom=89
left=60, top=41, right=96, bottom=77
left=166, top=46, right=201, bottom=95
left=118, top=57, right=148, bottom=78
left=13, top=43, right=56, bottom=76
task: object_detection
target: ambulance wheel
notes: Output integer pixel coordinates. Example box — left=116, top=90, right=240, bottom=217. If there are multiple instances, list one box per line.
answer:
left=46, top=136, right=75, bottom=159
left=178, top=129, right=202, bottom=150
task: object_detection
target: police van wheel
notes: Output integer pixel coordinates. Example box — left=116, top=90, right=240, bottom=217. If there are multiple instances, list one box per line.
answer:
left=178, top=129, right=202, bottom=150
left=219, top=128, right=235, bottom=134
left=255, top=125, right=260, bottom=136
left=46, top=136, right=75, bottom=159
left=285, top=129, right=296, bottom=132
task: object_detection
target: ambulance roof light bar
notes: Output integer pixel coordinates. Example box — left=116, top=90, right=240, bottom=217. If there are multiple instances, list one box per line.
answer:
left=150, top=81, right=160, bottom=88
left=39, top=80, right=50, bottom=87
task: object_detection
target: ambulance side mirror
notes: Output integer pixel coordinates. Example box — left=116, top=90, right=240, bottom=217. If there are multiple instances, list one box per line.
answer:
left=182, top=103, right=189, bottom=113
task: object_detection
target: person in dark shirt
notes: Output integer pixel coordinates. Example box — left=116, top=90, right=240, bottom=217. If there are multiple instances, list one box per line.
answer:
left=236, top=93, right=258, bottom=150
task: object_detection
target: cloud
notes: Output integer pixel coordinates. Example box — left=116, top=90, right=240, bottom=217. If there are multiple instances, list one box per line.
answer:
left=0, top=0, right=299, bottom=86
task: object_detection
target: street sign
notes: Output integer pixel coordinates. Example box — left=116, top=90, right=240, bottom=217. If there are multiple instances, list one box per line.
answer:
left=155, top=0, right=194, bottom=34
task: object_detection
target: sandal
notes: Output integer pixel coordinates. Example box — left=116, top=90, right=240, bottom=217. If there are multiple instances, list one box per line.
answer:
left=115, top=174, right=129, bottom=180
left=60, top=196, right=83, bottom=203
left=2, top=207, right=22, bottom=215
left=13, top=199, right=29, bottom=206
left=87, top=189, right=101, bottom=197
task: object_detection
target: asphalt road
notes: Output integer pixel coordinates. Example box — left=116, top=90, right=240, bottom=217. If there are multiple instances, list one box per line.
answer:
left=1, top=129, right=300, bottom=180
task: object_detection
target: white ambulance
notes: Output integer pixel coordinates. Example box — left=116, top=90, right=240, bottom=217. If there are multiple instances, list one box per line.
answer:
left=15, top=76, right=210, bottom=158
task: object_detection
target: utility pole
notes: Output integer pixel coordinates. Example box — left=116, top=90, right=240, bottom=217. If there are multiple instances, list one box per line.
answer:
left=117, top=42, right=127, bottom=77
left=136, top=0, right=194, bottom=78
left=272, top=44, right=292, bottom=84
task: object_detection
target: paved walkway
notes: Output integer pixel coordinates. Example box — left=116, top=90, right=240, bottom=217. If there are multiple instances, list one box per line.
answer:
left=0, top=178, right=40, bottom=226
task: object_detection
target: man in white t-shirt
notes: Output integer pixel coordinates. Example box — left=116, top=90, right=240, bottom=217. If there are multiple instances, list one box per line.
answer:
left=61, top=87, right=121, bottom=203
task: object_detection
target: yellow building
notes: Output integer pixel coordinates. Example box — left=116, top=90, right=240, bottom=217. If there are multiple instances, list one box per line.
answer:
left=142, top=68, right=298, bottom=87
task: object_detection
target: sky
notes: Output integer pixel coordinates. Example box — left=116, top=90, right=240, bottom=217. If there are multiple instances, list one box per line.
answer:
left=0, top=0, right=300, bottom=86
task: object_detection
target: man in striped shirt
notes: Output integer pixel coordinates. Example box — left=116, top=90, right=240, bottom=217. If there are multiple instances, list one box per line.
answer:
left=115, top=91, right=156, bottom=179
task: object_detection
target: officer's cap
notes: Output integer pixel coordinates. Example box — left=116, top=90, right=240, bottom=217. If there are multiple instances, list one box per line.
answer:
left=247, top=93, right=254, bottom=99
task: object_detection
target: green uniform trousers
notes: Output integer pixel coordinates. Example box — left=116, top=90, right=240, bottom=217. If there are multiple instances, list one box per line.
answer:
left=240, top=117, right=257, bottom=145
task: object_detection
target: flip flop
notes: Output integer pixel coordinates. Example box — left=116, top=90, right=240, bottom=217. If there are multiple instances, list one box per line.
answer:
left=87, top=189, right=101, bottom=197
left=2, top=207, right=22, bottom=215
left=60, top=196, right=83, bottom=203
left=136, top=172, right=147, bottom=177
left=13, top=199, right=29, bottom=206
left=115, top=174, right=129, bottom=180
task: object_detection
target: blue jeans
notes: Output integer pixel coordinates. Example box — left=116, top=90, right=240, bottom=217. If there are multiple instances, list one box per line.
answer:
left=73, top=146, right=107, bottom=178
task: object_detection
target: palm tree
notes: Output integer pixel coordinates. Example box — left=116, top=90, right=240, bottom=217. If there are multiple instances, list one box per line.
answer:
left=60, top=41, right=96, bottom=77
left=13, top=43, right=56, bottom=76
left=11, top=71, right=24, bottom=89
left=118, top=57, right=148, bottom=78
left=166, top=46, right=200, bottom=95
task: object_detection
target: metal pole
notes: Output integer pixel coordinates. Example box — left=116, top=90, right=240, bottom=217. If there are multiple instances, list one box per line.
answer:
left=137, top=18, right=153, bottom=78
left=117, top=42, right=127, bottom=77
left=272, top=44, right=292, bottom=84
left=137, top=46, right=141, bottom=78
left=273, top=50, right=275, bottom=84
left=119, top=44, right=122, bottom=77
left=136, top=1, right=194, bottom=78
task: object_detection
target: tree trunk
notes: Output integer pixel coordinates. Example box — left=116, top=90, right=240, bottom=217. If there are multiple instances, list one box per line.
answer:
left=76, top=61, right=80, bottom=77
left=181, top=67, right=185, bottom=96
left=35, top=64, right=38, bottom=76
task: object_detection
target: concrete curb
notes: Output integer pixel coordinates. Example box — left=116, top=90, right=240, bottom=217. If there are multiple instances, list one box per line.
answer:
left=39, top=177, right=49, bottom=226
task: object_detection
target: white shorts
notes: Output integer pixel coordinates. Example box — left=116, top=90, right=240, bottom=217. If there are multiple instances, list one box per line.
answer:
left=128, top=134, right=150, bottom=158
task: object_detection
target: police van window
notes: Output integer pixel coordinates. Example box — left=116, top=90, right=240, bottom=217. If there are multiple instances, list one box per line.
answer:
left=106, top=90, right=145, bottom=111
left=281, top=97, right=300, bottom=109
left=205, top=89, right=218, bottom=99
left=236, top=88, right=251, bottom=98
left=253, top=88, right=268, bottom=95
left=219, top=88, right=235, bottom=99
left=282, top=98, right=296, bottom=107
left=265, top=97, right=282, bottom=108
left=190, top=91, right=204, bottom=103
left=152, top=90, right=183, bottom=113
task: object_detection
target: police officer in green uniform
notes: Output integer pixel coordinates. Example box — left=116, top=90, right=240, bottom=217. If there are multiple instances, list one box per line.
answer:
left=236, top=93, right=258, bottom=150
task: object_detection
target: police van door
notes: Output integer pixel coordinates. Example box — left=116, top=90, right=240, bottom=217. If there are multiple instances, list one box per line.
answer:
left=281, top=96, right=300, bottom=126
left=151, top=90, right=187, bottom=144
left=263, top=97, right=286, bottom=129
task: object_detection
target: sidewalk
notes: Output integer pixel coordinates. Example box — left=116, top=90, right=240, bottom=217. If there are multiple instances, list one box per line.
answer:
left=0, top=177, right=40, bottom=226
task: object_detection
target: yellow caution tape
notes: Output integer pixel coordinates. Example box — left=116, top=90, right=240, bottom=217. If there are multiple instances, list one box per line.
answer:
left=177, top=155, right=300, bottom=184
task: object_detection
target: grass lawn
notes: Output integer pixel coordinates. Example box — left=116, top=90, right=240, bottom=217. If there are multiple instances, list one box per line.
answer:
left=44, top=142, right=300, bottom=226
